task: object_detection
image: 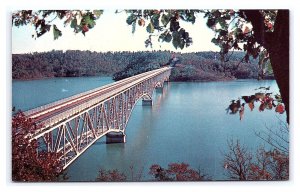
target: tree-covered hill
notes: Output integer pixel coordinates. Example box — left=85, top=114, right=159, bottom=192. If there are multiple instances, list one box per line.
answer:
left=12, top=50, right=273, bottom=81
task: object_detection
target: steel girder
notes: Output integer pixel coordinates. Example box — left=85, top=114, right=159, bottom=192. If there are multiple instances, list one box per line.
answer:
left=34, top=69, right=171, bottom=169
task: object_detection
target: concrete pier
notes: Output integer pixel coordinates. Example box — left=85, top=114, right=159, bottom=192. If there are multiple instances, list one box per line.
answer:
left=106, top=132, right=126, bottom=144
left=142, top=99, right=153, bottom=106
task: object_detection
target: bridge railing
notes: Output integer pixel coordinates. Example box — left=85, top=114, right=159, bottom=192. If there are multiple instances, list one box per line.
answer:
left=32, top=67, right=171, bottom=128
left=43, top=99, right=91, bottom=127
left=42, top=91, right=109, bottom=127
left=41, top=70, right=170, bottom=128
left=24, top=68, right=165, bottom=117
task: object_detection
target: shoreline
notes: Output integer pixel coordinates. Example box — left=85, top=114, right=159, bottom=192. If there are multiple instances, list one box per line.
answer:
left=12, top=76, right=275, bottom=82
left=12, top=74, right=112, bottom=81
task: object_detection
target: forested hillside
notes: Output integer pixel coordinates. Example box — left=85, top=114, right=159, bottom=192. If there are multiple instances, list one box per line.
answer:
left=12, top=50, right=272, bottom=81
left=12, top=50, right=169, bottom=79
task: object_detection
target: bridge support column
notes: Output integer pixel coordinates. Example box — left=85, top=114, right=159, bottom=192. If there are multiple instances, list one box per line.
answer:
left=106, top=132, right=126, bottom=144
left=142, top=99, right=152, bottom=106
left=156, top=86, right=163, bottom=93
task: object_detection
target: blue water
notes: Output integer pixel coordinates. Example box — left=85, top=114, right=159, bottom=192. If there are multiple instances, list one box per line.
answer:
left=12, top=76, right=113, bottom=111
left=12, top=78, right=287, bottom=181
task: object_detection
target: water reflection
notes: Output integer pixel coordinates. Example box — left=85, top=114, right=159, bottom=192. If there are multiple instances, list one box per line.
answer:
left=126, top=83, right=170, bottom=152
left=28, top=79, right=284, bottom=181
left=152, top=82, right=170, bottom=112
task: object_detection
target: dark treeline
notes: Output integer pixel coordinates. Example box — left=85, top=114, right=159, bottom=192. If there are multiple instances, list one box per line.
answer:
left=12, top=50, right=170, bottom=80
left=12, top=50, right=273, bottom=81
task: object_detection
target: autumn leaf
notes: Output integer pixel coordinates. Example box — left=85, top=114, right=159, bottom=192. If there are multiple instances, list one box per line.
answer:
left=93, top=10, right=103, bottom=18
left=138, top=19, right=145, bottom=27
left=248, top=102, right=254, bottom=111
left=275, top=104, right=285, bottom=114
left=243, top=26, right=250, bottom=34
left=267, top=23, right=273, bottom=30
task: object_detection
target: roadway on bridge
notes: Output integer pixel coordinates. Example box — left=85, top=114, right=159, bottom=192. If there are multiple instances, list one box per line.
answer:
left=27, top=67, right=171, bottom=126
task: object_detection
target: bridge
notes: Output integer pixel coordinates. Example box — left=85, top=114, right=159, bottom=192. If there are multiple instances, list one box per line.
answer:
left=24, top=67, right=171, bottom=169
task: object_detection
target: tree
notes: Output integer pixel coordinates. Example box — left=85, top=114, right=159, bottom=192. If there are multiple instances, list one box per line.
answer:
left=12, top=9, right=289, bottom=123
left=93, top=163, right=208, bottom=181
left=149, top=162, right=208, bottom=181
left=237, top=10, right=289, bottom=123
left=123, top=9, right=289, bottom=123
left=223, top=139, right=252, bottom=180
left=13, top=50, right=256, bottom=81
left=223, top=139, right=289, bottom=180
left=95, top=169, right=127, bottom=182
left=223, top=119, right=289, bottom=180
left=112, top=55, right=161, bottom=81
left=12, top=10, right=103, bottom=40
left=12, top=112, right=63, bottom=181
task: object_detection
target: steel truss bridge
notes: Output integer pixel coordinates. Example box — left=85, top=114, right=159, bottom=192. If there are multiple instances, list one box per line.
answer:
left=24, top=67, right=171, bottom=169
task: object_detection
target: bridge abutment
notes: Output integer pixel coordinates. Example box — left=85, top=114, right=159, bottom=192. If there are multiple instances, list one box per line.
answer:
left=106, top=132, right=126, bottom=144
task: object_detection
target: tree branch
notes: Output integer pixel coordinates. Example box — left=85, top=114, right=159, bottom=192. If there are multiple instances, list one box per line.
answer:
left=240, top=10, right=273, bottom=51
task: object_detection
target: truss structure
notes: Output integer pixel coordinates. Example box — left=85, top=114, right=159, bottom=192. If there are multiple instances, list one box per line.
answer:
left=25, top=67, right=171, bottom=169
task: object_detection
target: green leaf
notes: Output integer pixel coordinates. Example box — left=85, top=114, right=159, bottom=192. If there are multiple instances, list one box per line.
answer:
left=161, top=14, right=170, bottom=26
left=132, top=21, right=136, bottom=34
left=70, top=19, right=77, bottom=28
left=165, top=33, right=172, bottom=42
left=86, top=15, right=96, bottom=28
left=178, top=28, right=186, bottom=36
left=158, top=33, right=166, bottom=42
left=224, top=14, right=231, bottom=20
left=203, top=12, right=210, bottom=18
left=170, top=19, right=180, bottom=32
left=217, top=17, right=227, bottom=29
left=172, top=30, right=186, bottom=49
left=88, top=20, right=96, bottom=28
left=219, top=29, right=228, bottom=36
left=80, top=15, right=96, bottom=29
left=172, top=31, right=180, bottom=49
left=234, top=28, right=243, bottom=35
left=211, top=38, right=219, bottom=45
left=234, top=28, right=243, bottom=39
left=212, top=10, right=221, bottom=18
left=159, top=32, right=172, bottom=43
left=53, top=25, right=62, bottom=40
left=179, top=39, right=185, bottom=49
left=206, top=18, right=216, bottom=28
left=146, top=22, right=155, bottom=33
left=126, top=14, right=137, bottom=25
left=145, top=38, right=152, bottom=48
left=187, top=12, right=196, bottom=24
left=151, top=14, right=160, bottom=28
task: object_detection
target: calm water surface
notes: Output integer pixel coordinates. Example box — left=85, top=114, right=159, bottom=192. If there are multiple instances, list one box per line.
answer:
left=12, top=77, right=286, bottom=181
left=12, top=76, right=113, bottom=111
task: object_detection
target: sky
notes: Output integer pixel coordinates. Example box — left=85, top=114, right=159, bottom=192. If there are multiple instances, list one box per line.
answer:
left=12, top=10, right=220, bottom=54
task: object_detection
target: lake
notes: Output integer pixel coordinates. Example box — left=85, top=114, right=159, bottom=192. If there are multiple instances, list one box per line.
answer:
left=12, top=77, right=287, bottom=181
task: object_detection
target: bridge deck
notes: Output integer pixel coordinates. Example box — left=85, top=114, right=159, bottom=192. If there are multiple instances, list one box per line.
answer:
left=22, top=66, right=171, bottom=169
left=26, top=67, right=171, bottom=130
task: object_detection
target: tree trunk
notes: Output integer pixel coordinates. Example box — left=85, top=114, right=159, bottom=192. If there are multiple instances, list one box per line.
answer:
left=243, top=10, right=290, bottom=123
left=268, top=10, right=289, bottom=124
